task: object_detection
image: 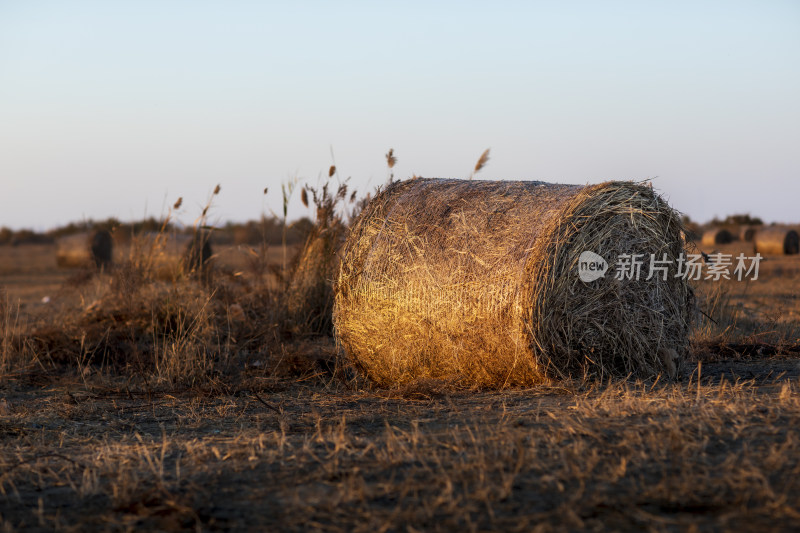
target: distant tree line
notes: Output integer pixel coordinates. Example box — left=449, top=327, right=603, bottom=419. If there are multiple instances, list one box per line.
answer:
left=0, top=215, right=314, bottom=246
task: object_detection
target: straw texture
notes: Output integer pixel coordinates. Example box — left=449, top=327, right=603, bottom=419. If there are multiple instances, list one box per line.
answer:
left=334, top=178, right=693, bottom=387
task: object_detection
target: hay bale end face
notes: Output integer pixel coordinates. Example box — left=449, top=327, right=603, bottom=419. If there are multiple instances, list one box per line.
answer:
left=754, top=227, right=800, bottom=255
left=90, top=229, right=113, bottom=268
left=701, top=228, right=734, bottom=247
left=334, top=179, right=693, bottom=388
left=739, top=225, right=759, bottom=243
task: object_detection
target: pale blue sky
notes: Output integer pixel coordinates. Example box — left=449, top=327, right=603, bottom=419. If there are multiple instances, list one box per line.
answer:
left=1, top=1, right=798, bottom=230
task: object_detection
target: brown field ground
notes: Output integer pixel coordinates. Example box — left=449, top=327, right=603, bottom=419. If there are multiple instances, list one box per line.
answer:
left=1, top=239, right=800, bottom=531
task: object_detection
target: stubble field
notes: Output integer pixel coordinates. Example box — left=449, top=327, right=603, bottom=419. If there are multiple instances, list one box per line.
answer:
left=1, top=239, right=800, bottom=532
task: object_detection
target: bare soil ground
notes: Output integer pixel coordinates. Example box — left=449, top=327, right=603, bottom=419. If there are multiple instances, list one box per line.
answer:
left=1, top=241, right=800, bottom=532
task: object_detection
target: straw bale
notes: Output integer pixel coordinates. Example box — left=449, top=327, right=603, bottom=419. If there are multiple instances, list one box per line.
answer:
left=56, top=230, right=114, bottom=269
left=701, top=228, right=734, bottom=247
left=287, top=219, right=347, bottom=333
left=334, top=178, right=693, bottom=387
left=131, top=231, right=213, bottom=278
left=739, top=225, right=759, bottom=243
left=753, top=226, right=799, bottom=255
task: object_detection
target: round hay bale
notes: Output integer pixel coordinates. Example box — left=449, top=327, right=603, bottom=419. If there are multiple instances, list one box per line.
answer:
left=287, top=221, right=346, bottom=333
left=56, top=230, right=113, bottom=269
left=701, top=228, right=734, bottom=247
left=131, top=232, right=212, bottom=278
left=739, top=225, right=759, bottom=242
left=753, top=226, right=799, bottom=255
left=334, top=179, right=693, bottom=387
left=56, top=232, right=91, bottom=268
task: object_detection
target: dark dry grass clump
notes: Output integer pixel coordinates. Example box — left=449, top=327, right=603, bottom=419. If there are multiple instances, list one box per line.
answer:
left=335, top=179, right=693, bottom=387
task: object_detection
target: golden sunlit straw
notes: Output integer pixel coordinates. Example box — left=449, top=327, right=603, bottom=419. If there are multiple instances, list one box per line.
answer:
left=334, top=178, right=694, bottom=388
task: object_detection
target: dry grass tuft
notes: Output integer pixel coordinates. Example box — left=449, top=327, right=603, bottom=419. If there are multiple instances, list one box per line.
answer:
left=335, top=179, right=693, bottom=387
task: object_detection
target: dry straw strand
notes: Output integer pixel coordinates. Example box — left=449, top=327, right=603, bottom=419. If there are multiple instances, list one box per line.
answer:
left=474, top=148, right=490, bottom=173
left=334, top=178, right=693, bottom=388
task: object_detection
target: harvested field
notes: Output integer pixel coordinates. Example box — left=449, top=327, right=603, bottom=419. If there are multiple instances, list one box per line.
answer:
left=2, top=366, right=800, bottom=532
left=1, top=218, right=799, bottom=532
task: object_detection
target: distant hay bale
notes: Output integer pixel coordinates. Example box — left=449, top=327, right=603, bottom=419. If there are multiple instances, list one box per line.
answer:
left=701, top=228, right=734, bottom=247
left=131, top=231, right=213, bottom=278
left=334, top=178, right=693, bottom=387
left=287, top=219, right=346, bottom=333
left=753, top=226, right=800, bottom=255
left=739, top=225, right=759, bottom=242
left=56, top=230, right=114, bottom=269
